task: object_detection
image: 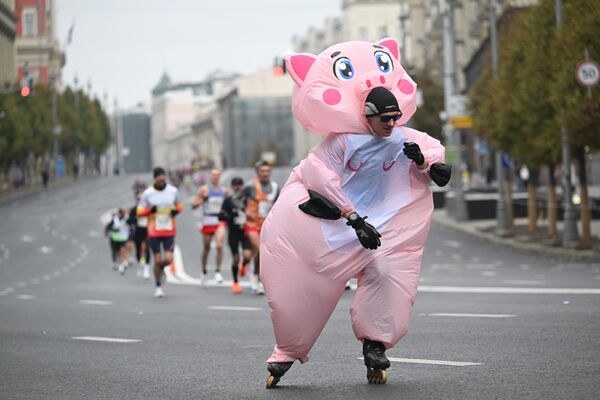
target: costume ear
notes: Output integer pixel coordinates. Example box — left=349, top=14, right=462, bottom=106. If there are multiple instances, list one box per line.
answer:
left=376, top=37, right=400, bottom=61
left=284, top=53, right=317, bottom=86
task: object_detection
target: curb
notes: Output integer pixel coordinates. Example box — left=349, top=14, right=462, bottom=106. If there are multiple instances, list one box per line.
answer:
left=432, top=212, right=600, bottom=263
left=0, top=176, right=97, bottom=206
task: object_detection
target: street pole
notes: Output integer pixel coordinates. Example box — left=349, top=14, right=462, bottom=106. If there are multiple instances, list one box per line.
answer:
left=489, top=0, right=511, bottom=235
left=555, top=0, right=579, bottom=246
left=399, top=1, right=409, bottom=63
left=441, top=0, right=467, bottom=221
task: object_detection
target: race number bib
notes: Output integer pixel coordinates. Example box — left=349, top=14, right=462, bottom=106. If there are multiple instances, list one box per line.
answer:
left=234, top=211, right=247, bottom=226
left=258, top=201, right=273, bottom=218
left=206, top=197, right=223, bottom=214
left=155, top=213, right=173, bottom=231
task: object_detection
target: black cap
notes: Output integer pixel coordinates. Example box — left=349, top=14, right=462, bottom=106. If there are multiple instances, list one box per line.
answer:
left=364, top=86, right=400, bottom=116
left=231, top=177, right=244, bottom=186
left=153, top=166, right=166, bottom=178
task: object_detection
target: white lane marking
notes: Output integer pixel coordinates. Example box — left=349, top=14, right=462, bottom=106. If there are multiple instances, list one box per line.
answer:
left=21, top=235, right=34, bottom=242
left=481, top=271, right=497, bottom=277
left=40, top=246, right=53, bottom=254
left=443, top=240, right=462, bottom=248
left=51, top=230, right=58, bottom=237
left=62, top=267, right=70, bottom=272
left=4, top=287, right=14, bottom=292
left=358, top=357, right=482, bottom=367
left=72, top=336, right=140, bottom=343
left=60, top=234, right=67, bottom=240
left=418, top=286, right=600, bottom=294
left=30, top=278, right=40, bottom=284
left=17, top=282, right=27, bottom=288
left=42, top=275, right=51, bottom=281
left=53, top=271, right=61, bottom=277
left=502, top=280, right=545, bottom=286
left=424, top=313, right=516, bottom=318
left=71, top=239, right=79, bottom=245
left=17, top=294, right=35, bottom=300
left=88, top=230, right=101, bottom=238
left=207, top=306, right=263, bottom=312
left=79, top=300, right=114, bottom=306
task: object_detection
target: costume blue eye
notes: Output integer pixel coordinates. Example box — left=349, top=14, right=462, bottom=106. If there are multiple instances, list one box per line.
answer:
left=333, top=57, right=354, bottom=80
left=374, top=51, right=393, bottom=73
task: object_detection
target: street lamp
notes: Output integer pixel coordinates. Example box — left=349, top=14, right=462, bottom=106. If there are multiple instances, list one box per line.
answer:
left=441, top=0, right=468, bottom=221
left=555, top=0, right=579, bottom=246
left=489, top=0, right=511, bottom=235
left=398, top=1, right=410, bottom=63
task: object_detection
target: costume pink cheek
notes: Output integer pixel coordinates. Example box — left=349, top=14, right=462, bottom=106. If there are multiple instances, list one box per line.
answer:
left=397, top=79, right=414, bottom=94
left=323, top=88, right=342, bottom=105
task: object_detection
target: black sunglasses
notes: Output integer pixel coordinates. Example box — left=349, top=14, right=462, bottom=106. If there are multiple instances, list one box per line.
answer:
left=379, top=113, right=403, bottom=123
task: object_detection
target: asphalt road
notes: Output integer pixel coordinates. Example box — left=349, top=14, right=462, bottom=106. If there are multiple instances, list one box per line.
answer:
left=1, top=173, right=599, bottom=400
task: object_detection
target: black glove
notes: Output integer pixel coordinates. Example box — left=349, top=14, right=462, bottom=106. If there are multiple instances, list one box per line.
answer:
left=346, top=213, right=381, bottom=250
left=429, top=163, right=452, bottom=187
left=170, top=208, right=179, bottom=217
left=403, top=142, right=425, bottom=166
left=217, top=211, right=227, bottom=221
left=150, top=205, right=157, bottom=214
left=298, top=190, right=342, bottom=220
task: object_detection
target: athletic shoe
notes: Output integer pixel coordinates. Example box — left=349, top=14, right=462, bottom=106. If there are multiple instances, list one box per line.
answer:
left=118, top=263, right=126, bottom=275
left=256, top=282, right=265, bottom=295
left=250, top=274, right=259, bottom=293
left=200, top=273, right=208, bottom=288
left=142, top=265, right=151, bottom=280
left=154, top=287, right=165, bottom=298
left=239, top=262, right=247, bottom=277
left=232, top=281, right=242, bottom=294
left=215, top=272, right=224, bottom=284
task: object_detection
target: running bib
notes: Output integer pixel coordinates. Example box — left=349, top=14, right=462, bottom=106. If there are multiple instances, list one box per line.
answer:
left=258, top=201, right=273, bottom=218
left=155, top=213, right=173, bottom=231
left=137, top=216, right=148, bottom=228
left=206, top=196, right=223, bottom=214
left=234, top=211, right=247, bottom=226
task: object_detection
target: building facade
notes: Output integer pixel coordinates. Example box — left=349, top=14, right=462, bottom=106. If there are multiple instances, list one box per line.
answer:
left=0, top=0, right=16, bottom=85
left=14, top=0, right=64, bottom=89
left=121, top=111, right=152, bottom=174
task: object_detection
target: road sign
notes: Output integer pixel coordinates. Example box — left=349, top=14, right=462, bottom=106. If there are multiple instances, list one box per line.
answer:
left=449, top=116, right=473, bottom=129
left=576, top=60, right=599, bottom=88
left=448, top=95, right=468, bottom=118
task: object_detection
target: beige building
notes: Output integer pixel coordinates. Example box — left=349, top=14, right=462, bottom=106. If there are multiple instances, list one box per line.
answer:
left=0, top=0, right=16, bottom=85
left=14, top=0, right=64, bottom=89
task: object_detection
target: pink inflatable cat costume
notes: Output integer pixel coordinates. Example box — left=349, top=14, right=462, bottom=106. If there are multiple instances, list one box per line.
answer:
left=260, top=38, right=446, bottom=386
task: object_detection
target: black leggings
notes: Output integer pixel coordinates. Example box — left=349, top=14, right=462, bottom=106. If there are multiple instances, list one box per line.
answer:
left=134, top=227, right=150, bottom=262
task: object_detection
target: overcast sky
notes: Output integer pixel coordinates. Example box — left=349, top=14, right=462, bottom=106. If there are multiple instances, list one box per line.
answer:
left=56, top=0, right=342, bottom=110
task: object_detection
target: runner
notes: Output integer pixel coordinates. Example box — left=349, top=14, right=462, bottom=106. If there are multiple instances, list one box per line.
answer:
left=106, top=208, right=130, bottom=275
left=219, top=177, right=252, bottom=294
left=240, top=161, right=279, bottom=294
left=128, top=190, right=151, bottom=279
left=191, top=168, right=228, bottom=286
left=138, top=167, right=183, bottom=298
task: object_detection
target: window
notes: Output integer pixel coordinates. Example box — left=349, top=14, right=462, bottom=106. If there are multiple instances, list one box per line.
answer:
left=22, top=8, right=38, bottom=37
left=378, top=26, right=388, bottom=38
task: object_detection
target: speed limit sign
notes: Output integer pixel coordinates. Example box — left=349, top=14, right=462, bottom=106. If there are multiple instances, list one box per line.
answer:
left=576, top=60, right=600, bottom=88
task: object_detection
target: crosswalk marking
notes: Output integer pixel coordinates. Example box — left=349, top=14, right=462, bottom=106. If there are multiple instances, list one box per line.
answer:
left=72, top=336, right=140, bottom=343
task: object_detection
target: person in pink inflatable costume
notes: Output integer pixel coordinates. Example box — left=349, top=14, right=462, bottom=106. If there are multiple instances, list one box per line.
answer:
left=261, top=38, right=448, bottom=387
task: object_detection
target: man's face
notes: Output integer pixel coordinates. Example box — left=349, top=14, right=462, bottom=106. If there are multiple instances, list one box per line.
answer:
left=154, top=174, right=166, bottom=188
left=367, top=111, right=401, bottom=137
left=210, top=169, right=220, bottom=185
left=232, top=183, right=243, bottom=193
left=257, top=166, right=271, bottom=183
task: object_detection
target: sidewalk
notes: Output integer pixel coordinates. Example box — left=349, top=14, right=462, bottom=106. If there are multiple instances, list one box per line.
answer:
left=432, top=210, right=600, bottom=262
left=0, top=176, right=94, bottom=206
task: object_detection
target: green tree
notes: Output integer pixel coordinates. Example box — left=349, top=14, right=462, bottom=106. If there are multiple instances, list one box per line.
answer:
left=411, top=69, right=444, bottom=142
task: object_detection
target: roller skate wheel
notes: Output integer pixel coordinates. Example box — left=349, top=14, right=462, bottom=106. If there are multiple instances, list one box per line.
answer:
left=367, top=369, right=388, bottom=384
left=266, top=375, right=280, bottom=388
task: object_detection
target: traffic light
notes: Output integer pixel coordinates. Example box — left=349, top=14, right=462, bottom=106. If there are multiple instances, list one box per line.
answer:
left=273, top=57, right=287, bottom=76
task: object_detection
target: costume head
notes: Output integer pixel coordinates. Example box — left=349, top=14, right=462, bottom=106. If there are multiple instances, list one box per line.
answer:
left=284, top=38, right=417, bottom=135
